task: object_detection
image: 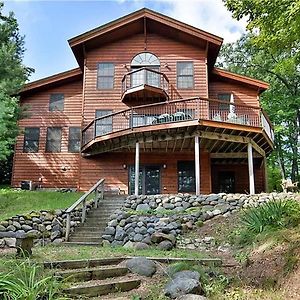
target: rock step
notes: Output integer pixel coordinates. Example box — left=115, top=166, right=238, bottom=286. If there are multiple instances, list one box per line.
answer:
left=56, top=266, right=128, bottom=281
left=44, top=257, right=125, bottom=269
left=64, top=277, right=141, bottom=297
left=63, top=241, right=102, bottom=246
left=68, top=237, right=102, bottom=243
left=69, top=233, right=103, bottom=239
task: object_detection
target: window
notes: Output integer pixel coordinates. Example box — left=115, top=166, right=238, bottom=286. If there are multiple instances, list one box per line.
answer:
left=97, top=63, right=114, bottom=89
left=217, top=93, right=231, bottom=110
left=177, top=62, right=194, bottom=89
left=23, top=128, right=40, bottom=153
left=49, top=93, right=64, bottom=111
left=178, top=161, right=195, bottom=192
left=46, top=127, right=62, bottom=152
left=95, top=110, right=113, bottom=136
left=68, top=127, right=81, bottom=153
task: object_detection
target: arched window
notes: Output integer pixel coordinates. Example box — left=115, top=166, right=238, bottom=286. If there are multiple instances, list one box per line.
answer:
left=130, top=52, right=160, bottom=87
left=131, top=52, right=160, bottom=67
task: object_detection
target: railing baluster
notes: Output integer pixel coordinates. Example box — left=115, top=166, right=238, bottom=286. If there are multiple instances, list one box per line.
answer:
left=66, top=213, right=71, bottom=241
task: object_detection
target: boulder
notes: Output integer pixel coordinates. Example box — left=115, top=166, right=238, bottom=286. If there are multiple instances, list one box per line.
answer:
left=134, top=242, right=149, bottom=250
left=133, top=233, right=144, bottom=242
left=173, top=271, right=200, bottom=281
left=104, top=226, right=116, bottom=236
left=126, top=257, right=157, bottom=277
left=4, top=237, right=16, bottom=248
left=157, top=240, right=173, bottom=250
left=115, top=227, right=126, bottom=241
left=176, top=295, right=207, bottom=300
left=164, top=278, right=202, bottom=299
left=123, top=241, right=134, bottom=249
left=21, top=225, right=33, bottom=232
left=136, top=204, right=150, bottom=212
left=0, top=225, right=6, bottom=232
left=151, top=232, right=176, bottom=245
left=0, top=231, right=15, bottom=238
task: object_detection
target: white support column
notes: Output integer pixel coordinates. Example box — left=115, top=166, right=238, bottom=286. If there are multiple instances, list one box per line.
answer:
left=247, top=143, right=255, bottom=194
left=135, top=142, right=140, bottom=196
left=195, top=135, right=200, bottom=196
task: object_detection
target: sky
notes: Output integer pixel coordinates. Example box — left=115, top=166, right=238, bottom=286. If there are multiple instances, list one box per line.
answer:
left=3, top=0, right=247, bottom=82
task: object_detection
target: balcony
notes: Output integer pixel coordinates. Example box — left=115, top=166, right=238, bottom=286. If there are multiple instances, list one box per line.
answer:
left=82, top=97, right=274, bottom=155
left=121, top=67, right=169, bottom=104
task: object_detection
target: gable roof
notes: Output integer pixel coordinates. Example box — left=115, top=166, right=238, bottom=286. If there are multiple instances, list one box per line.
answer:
left=211, top=68, right=269, bottom=92
left=20, top=68, right=82, bottom=96
left=69, top=8, right=223, bottom=68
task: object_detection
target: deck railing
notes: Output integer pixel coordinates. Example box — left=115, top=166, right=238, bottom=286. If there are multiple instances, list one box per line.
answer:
left=121, top=67, right=169, bottom=96
left=82, top=97, right=274, bottom=148
left=65, top=179, right=105, bottom=241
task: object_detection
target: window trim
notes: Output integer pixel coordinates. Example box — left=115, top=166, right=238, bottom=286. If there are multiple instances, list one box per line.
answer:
left=23, top=127, right=40, bottom=153
left=68, top=127, right=81, bottom=153
left=49, top=93, right=64, bottom=112
left=97, top=62, right=115, bottom=90
left=176, top=61, right=194, bottom=90
left=45, top=127, right=62, bottom=153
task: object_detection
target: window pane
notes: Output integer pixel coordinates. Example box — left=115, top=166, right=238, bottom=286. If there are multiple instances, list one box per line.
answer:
left=177, top=76, right=193, bottom=89
left=95, top=110, right=113, bottom=136
left=23, top=128, right=40, bottom=153
left=178, top=161, right=195, bottom=192
left=46, top=127, right=62, bottom=152
left=97, top=63, right=114, bottom=89
left=49, top=94, right=64, bottom=111
left=68, top=127, right=80, bottom=153
left=218, top=93, right=231, bottom=110
left=177, top=62, right=193, bottom=76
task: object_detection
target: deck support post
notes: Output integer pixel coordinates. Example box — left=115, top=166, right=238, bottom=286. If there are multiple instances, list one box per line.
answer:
left=263, top=155, right=269, bottom=192
left=195, top=135, right=200, bottom=196
left=135, top=142, right=140, bottom=196
left=247, top=143, right=255, bottom=194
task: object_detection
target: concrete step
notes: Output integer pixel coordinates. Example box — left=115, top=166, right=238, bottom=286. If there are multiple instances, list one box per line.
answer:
left=64, top=277, right=141, bottom=297
left=44, top=258, right=125, bottom=269
left=56, top=266, right=128, bottom=281
left=70, top=233, right=103, bottom=239
left=63, top=241, right=102, bottom=247
left=68, top=237, right=102, bottom=243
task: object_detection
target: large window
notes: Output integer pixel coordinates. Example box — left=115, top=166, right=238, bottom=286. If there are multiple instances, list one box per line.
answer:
left=217, top=93, right=231, bottom=110
left=23, top=128, right=40, bottom=153
left=68, top=127, right=81, bottom=153
left=46, top=127, right=62, bottom=153
left=49, top=93, right=64, bottom=111
left=95, top=110, right=113, bottom=136
left=97, top=63, right=114, bottom=89
left=177, top=62, right=194, bottom=89
left=178, top=161, right=195, bottom=192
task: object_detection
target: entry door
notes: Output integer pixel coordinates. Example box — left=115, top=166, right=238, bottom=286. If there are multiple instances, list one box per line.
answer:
left=129, top=165, right=161, bottom=195
left=219, top=171, right=235, bottom=193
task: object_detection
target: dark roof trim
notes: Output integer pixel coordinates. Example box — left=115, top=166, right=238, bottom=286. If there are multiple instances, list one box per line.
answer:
left=212, top=68, right=269, bottom=90
left=20, top=68, right=82, bottom=95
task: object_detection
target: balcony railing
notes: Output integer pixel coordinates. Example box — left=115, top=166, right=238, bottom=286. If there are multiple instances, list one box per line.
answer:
left=121, top=67, right=169, bottom=96
left=82, top=97, right=274, bottom=148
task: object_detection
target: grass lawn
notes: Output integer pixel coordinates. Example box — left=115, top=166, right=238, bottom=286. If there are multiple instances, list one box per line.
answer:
left=0, top=185, right=83, bottom=220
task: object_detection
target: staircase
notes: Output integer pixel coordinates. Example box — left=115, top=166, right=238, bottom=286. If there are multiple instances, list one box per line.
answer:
left=66, top=196, right=125, bottom=245
left=45, top=258, right=141, bottom=299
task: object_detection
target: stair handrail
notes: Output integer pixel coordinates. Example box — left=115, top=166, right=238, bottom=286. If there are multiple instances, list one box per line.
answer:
left=65, top=178, right=105, bottom=241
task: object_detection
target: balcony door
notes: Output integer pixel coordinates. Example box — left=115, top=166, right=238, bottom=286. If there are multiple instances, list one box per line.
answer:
left=131, top=52, right=160, bottom=88
left=129, top=165, right=161, bottom=195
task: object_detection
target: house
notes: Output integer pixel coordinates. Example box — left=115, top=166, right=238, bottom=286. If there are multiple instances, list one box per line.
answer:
left=12, top=8, right=274, bottom=196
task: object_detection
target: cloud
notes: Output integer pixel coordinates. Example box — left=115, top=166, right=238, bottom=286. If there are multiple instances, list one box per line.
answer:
left=162, top=0, right=247, bottom=43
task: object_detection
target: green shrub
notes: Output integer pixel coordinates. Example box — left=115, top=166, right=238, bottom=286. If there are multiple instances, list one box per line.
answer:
left=0, top=259, right=62, bottom=300
left=241, top=199, right=300, bottom=234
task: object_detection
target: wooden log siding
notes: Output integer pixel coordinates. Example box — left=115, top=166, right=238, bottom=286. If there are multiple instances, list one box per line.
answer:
left=82, top=33, right=207, bottom=124
left=12, top=80, right=83, bottom=188
left=78, top=151, right=211, bottom=194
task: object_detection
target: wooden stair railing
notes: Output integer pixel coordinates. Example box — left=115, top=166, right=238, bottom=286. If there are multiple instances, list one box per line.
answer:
left=65, top=179, right=105, bottom=241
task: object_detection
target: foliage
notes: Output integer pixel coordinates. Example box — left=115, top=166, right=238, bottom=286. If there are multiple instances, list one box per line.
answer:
left=0, top=259, right=62, bottom=300
left=0, top=2, right=33, bottom=161
left=0, top=153, right=13, bottom=184
left=0, top=187, right=83, bottom=220
left=219, top=0, right=300, bottom=183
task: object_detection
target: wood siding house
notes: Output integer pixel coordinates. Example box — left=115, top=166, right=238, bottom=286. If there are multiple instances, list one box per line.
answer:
left=12, top=8, right=274, bottom=195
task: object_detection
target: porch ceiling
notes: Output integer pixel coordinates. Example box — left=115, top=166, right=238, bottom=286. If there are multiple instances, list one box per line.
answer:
left=81, top=122, right=273, bottom=158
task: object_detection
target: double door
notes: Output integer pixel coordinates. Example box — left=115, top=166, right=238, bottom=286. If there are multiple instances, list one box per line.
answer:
left=129, top=165, right=161, bottom=195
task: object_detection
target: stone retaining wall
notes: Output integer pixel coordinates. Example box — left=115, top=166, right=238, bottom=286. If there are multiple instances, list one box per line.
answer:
left=0, top=204, right=93, bottom=248
left=102, top=192, right=300, bottom=249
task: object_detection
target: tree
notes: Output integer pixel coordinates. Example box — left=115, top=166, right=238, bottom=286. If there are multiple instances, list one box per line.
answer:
left=221, top=0, right=300, bottom=183
left=0, top=2, right=32, bottom=162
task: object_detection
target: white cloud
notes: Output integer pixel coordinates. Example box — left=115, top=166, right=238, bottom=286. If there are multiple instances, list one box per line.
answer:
left=159, top=0, right=247, bottom=43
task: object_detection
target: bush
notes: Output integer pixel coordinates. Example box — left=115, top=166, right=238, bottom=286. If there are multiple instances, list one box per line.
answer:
left=240, top=199, right=300, bottom=235
left=0, top=259, right=62, bottom=300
